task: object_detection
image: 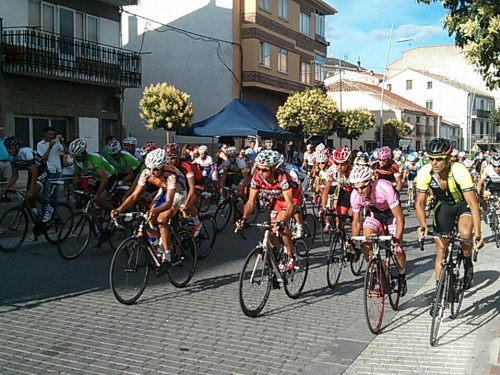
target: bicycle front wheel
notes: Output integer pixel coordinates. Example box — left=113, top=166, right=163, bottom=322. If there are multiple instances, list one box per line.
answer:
left=387, top=254, right=400, bottom=311
left=168, top=230, right=197, bottom=287
left=109, top=237, right=150, bottom=305
left=430, top=265, right=449, bottom=346
left=491, top=212, right=500, bottom=248
left=321, top=213, right=334, bottom=247
left=327, top=233, right=343, bottom=289
left=238, top=246, right=272, bottom=317
left=302, top=213, right=316, bottom=251
left=196, top=215, right=217, bottom=260
left=284, top=239, right=309, bottom=299
left=363, top=258, right=385, bottom=334
left=214, top=200, right=232, bottom=232
left=0, top=206, right=28, bottom=252
left=57, top=212, right=91, bottom=260
left=350, top=245, right=364, bottom=277
left=450, top=254, right=465, bottom=319
left=44, top=202, right=73, bottom=244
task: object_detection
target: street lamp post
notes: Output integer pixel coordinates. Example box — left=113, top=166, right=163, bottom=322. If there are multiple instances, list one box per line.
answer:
left=379, top=25, right=412, bottom=147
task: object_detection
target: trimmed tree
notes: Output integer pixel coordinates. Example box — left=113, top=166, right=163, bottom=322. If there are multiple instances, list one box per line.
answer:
left=418, top=0, right=500, bottom=89
left=336, top=108, right=375, bottom=148
left=374, top=118, right=412, bottom=148
left=139, top=82, right=194, bottom=143
left=276, top=88, right=340, bottom=143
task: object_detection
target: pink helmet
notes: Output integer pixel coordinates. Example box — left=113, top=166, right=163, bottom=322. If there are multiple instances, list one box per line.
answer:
left=377, top=146, right=392, bottom=161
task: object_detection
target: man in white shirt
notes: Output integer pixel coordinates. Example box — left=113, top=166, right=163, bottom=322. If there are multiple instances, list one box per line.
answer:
left=37, top=126, right=67, bottom=204
left=0, top=125, right=12, bottom=201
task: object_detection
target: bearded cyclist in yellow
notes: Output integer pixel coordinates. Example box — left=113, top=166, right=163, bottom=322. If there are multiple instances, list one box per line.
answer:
left=415, top=139, right=484, bottom=311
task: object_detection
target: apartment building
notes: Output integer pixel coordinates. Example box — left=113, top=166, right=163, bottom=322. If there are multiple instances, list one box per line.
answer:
left=121, top=0, right=336, bottom=144
left=0, top=0, right=141, bottom=152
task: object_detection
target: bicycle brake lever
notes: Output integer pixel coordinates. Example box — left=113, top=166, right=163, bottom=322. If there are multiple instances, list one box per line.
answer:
left=473, top=248, right=478, bottom=262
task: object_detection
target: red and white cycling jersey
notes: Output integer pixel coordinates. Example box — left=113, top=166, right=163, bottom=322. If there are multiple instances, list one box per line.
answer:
left=326, top=164, right=353, bottom=191
left=138, top=165, right=186, bottom=193
left=250, top=169, right=297, bottom=200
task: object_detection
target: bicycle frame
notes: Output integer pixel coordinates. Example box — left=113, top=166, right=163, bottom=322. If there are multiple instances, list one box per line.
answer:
left=250, top=227, right=284, bottom=285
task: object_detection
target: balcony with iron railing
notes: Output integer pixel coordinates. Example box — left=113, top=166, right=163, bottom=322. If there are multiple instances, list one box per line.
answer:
left=474, top=109, right=491, bottom=119
left=315, top=34, right=329, bottom=46
left=1, top=27, right=141, bottom=88
left=471, top=133, right=500, bottom=143
left=98, top=0, right=138, bottom=6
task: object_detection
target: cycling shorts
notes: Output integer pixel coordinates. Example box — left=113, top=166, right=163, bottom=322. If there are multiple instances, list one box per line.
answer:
left=363, top=208, right=396, bottom=236
left=433, top=200, right=470, bottom=234
left=153, top=189, right=186, bottom=209
left=26, top=167, right=49, bottom=189
left=269, top=197, right=298, bottom=221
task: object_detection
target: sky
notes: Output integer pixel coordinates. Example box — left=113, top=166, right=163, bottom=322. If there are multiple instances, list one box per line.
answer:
left=324, top=0, right=455, bottom=73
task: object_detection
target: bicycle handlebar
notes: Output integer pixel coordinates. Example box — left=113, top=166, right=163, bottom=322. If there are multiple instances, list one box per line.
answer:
left=351, top=235, right=393, bottom=241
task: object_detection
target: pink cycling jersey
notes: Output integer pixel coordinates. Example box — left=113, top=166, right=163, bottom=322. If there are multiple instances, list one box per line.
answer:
left=350, top=179, right=399, bottom=213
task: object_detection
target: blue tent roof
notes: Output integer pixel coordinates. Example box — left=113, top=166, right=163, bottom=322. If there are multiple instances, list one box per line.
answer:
left=181, top=99, right=300, bottom=140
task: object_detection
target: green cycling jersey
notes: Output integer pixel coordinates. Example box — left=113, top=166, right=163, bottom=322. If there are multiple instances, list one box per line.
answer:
left=74, top=152, right=116, bottom=181
left=106, top=151, right=140, bottom=174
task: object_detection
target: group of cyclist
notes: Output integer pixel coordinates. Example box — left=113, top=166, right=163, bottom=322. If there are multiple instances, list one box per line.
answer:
left=2, top=132, right=493, bottom=313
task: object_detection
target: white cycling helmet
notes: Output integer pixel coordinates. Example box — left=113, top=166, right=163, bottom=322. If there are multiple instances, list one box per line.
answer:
left=276, top=152, right=285, bottom=168
left=492, top=153, right=500, bottom=167
left=349, top=166, right=373, bottom=184
left=458, top=151, right=466, bottom=158
left=393, top=149, right=402, bottom=157
left=123, top=137, right=137, bottom=145
left=226, top=146, right=238, bottom=156
left=357, top=151, right=362, bottom=157
left=407, top=154, right=416, bottom=162
left=199, top=145, right=208, bottom=154
left=315, top=143, right=326, bottom=154
left=463, top=158, right=474, bottom=168
left=108, top=140, right=121, bottom=155
left=255, top=150, right=280, bottom=167
left=69, top=138, right=86, bottom=156
left=315, top=152, right=328, bottom=164
left=451, top=149, right=459, bottom=156
left=145, top=148, right=166, bottom=170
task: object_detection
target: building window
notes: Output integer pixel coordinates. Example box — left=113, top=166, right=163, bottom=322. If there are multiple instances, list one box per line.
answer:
left=278, top=49, right=288, bottom=73
left=472, top=120, right=476, bottom=134
left=387, top=84, right=392, bottom=91
left=426, top=100, right=433, bottom=110
left=259, top=41, right=271, bottom=68
left=315, top=10, right=325, bottom=37
left=15, top=117, right=68, bottom=149
left=259, top=0, right=271, bottom=12
left=315, top=54, right=325, bottom=82
left=300, top=62, right=310, bottom=84
left=406, top=80, right=412, bottom=90
left=300, top=12, right=310, bottom=36
left=278, top=0, right=288, bottom=20
left=416, top=116, right=420, bottom=124
left=427, top=81, right=433, bottom=89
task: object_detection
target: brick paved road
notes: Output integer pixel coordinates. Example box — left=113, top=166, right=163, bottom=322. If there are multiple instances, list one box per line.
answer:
left=0, top=202, right=499, bottom=375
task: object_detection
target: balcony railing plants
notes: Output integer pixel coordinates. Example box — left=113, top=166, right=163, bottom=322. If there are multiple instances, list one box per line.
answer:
left=1, top=27, right=141, bottom=88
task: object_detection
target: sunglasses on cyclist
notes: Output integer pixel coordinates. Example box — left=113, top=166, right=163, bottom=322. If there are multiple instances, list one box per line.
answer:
left=353, top=181, right=370, bottom=191
left=6, top=145, right=15, bottom=150
left=257, top=167, right=270, bottom=173
left=428, top=156, right=447, bottom=161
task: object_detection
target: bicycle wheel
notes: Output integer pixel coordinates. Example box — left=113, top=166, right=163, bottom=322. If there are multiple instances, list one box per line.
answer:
left=303, top=213, right=316, bottom=251
left=321, top=213, right=333, bottom=247
left=109, top=237, right=150, bottom=305
left=238, top=246, right=272, bottom=317
left=196, top=189, right=212, bottom=214
left=57, top=212, right=92, bottom=260
left=196, top=215, right=217, bottom=260
left=387, top=254, right=400, bottom=311
left=491, top=212, right=500, bottom=247
left=107, top=216, right=136, bottom=250
left=327, top=233, right=343, bottom=289
left=44, top=202, right=73, bottom=244
left=450, top=254, right=465, bottom=319
left=168, top=230, right=197, bottom=287
left=298, top=221, right=312, bottom=254
left=214, top=200, right=232, bottom=232
left=350, top=245, right=364, bottom=277
left=283, top=239, right=309, bottom=299
left=0, top=206, right=28, bottom=252
left=363, top=258, right=385, bottom=334
left=430, top=266, right=449, bottom=346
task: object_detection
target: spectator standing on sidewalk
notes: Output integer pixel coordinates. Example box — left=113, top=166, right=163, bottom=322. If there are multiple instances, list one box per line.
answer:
left=37, top=127, right=67, bottom=205
left=0, top=125, right=12, bottom=201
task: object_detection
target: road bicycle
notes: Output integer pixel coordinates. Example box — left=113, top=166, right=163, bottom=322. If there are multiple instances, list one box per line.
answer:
left=214, top=186, right=259, bottom=232
left=484, top=192, right=500, bottom=247
left=352, top=231, right=402, bottom=334
left=0, top=181, right=73, bottom=252
left=56, top=189, right=131, bottom=260
left=420, top=231, right=478, bottom=346
left=194, top=178, right=220, bottom=214
left=238, top=222, right=309, bottom=317
left=179, top=213, right=217, bottom=260
left=327, top=213, right=364, bottom=289
left=109, top=211, right=198, bottom=305
left=406, top=180, right=416, bottom=211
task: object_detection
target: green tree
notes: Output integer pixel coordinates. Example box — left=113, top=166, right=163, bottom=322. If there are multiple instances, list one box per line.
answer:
left=336, top=108, right=375, bottom=148
left=374, top=118, right=412, bottom=147
left=276, top=88, right=340, bottom=142
left=491, top=108, right=500, bottom=129
left=418, top=0, right=500, bottom=89
left=139, top=82, right=194, bottom=142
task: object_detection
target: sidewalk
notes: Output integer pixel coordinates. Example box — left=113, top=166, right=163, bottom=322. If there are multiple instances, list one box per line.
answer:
left=341, top=221, right=500, bottom=375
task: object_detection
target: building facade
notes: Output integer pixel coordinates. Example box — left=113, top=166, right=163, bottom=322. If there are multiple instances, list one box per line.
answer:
left=0, top=0, right=141, bottom=152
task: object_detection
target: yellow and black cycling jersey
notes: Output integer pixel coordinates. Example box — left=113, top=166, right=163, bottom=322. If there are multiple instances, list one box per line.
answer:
left=415, top=161, right=475, bottom=205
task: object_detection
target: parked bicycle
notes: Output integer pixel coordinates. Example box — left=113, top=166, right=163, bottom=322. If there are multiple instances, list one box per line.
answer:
left=109, top=211, right=197, bottom=305
left=420, top=231, right=478, bottom=346
left=238, top=222, right=309, bottom=317
left=327, top=213, right=364, bottom=289
left=351, top=231, right=401, bottom=334
left=0, top=181, right=73, bottom=252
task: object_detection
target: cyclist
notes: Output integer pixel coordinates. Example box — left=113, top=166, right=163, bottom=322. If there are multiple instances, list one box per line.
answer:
left=68, top=138, right=117, bottom=212
left=463, top=158, right=477, bottom=182
left=165, top=143, right=201, bottom=236
left=236, top=150, right=299, bottom=271
left=476, top=153, right=500, bottom=217
left=302, top=144, right=315, bottom=189
left=356, top=153, right=370, bottom=167
left=193, top=145, right=216, bottom=185
left=112, top=148, right=187, bottom=264
left=402, top=153, right=420, bottom=199
left=415, top=138, right=484, bottom=301
left=1, top=136, right=54, bottom=222
left=371, top=146, right=402, bottom=193
left=106, top=140, right=140, bottom=187
left=122, top=136, right=143, bottom=162
left=349, top=165, right=408, bottom=296
left=218, top=146, right=251, bottom=195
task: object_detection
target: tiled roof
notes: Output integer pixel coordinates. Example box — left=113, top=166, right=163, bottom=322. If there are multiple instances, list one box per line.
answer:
left=327, top=80, right=439, bottom=116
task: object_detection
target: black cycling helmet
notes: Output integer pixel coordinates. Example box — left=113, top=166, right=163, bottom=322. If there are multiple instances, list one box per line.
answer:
left=425, top=138, right=453, bottom=156
left=492, top=153, right=500, bottom=167
left=3, top=136, right=21, bottom=148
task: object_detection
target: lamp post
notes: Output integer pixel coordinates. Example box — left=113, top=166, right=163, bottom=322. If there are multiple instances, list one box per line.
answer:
left=379, top=25, right=412, bottom=146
